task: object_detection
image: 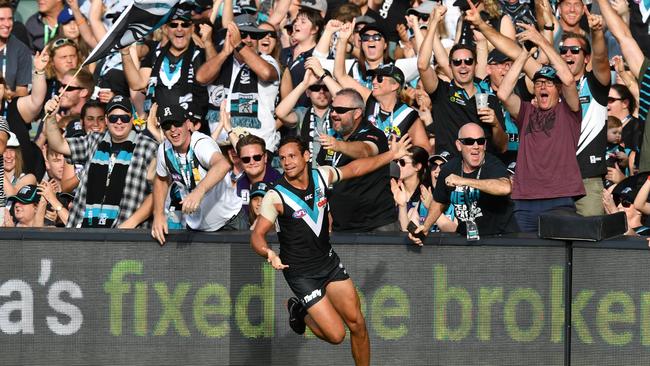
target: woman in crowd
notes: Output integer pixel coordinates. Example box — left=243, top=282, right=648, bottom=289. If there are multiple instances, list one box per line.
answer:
left=391, top=146, right=432, bottom=231
left=3, top=132, right=37, bottom=197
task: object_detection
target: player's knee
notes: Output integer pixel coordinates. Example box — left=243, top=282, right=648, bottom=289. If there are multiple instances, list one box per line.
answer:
left=326, top=331, right=346, bottom=345
left=346, top=312, right=367, bottom=335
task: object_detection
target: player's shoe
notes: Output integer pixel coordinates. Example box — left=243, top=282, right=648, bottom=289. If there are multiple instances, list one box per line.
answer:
left=287, top=297, right=306, bottom=335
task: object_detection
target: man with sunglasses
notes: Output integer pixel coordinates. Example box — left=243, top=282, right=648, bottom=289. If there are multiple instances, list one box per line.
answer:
left=121, top=9, right=208, bottom=125
left=418, top=8, right=508, bottom=157
left=151, top=104, right=242, bottom=244
left=410, top=122, right=517, bottom=244
left=316, top=88, right=399, bottom=232
left=196, top=14, right=280, bottom=150
left=44, top=95, right=159, bottom=229
left=234, top=134, right=281, bottom=218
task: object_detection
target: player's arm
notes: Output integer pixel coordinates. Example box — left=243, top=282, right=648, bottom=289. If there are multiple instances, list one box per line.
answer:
left=251, top=191, right=288, bottom=270
left=337, top=134, right=411, bottom=181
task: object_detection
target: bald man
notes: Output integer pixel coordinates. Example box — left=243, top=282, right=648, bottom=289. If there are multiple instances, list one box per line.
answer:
left=410, top=123, right=519, bottom=244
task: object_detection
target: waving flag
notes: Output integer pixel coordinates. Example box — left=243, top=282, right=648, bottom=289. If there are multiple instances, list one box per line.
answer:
left=83, top=0, right=183, bottom=66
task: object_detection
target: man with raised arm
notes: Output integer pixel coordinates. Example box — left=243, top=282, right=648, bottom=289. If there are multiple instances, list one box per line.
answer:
left=251, top=134, right=411, bottom=366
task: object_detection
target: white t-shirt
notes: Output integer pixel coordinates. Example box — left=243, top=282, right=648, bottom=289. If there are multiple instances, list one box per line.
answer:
left=156, top=132, right=242, bottom=231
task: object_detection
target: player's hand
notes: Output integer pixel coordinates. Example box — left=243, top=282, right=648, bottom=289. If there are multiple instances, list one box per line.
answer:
left=267, top=249, right=289, bottom=270
left=151, top=215, right=168, bottom=246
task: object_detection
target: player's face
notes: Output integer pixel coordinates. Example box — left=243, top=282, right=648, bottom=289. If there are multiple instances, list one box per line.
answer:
left=279, top=142, right=309, bottom=179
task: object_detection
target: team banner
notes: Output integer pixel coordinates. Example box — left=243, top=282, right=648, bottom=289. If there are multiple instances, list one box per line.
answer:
left=0, top=233, right=649, bottom=365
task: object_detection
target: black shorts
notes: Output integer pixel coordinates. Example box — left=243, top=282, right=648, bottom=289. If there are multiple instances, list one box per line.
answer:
left=283, top=254, right=350, bottom=310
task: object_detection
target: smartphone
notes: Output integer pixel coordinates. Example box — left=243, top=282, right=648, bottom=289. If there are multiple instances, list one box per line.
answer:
left=407, top=221, right=426, bottom=241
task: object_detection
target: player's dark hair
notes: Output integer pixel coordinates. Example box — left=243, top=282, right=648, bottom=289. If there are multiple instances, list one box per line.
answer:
left=278, top=136, right=308, bottom=154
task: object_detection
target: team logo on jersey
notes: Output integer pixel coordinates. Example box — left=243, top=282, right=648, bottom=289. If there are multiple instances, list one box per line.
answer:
left=293, top=209, right=307, bottom=218
left=317, top=198, right=327, bottom=207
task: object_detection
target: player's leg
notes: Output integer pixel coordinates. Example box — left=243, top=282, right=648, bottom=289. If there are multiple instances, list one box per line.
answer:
left=303, top=296, right=347, bottom=344
left=326, top=278, right=370, bottom=366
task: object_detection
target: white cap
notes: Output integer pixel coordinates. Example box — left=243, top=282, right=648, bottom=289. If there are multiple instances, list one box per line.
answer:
left=7, top=132, right=19, bottom=147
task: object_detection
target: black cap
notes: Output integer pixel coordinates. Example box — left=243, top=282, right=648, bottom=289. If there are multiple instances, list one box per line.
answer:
left=488, top=49, right=509, bottom=64
left=250, top=181, right=272, bottom=198
left=105, top=95, right=132, bottom=114
left=429, top=150, right=451, bottom=164
left=157, top=104, right=188, bottom=125
left=375, top=64, right=405, bottom=87
left=235, top=14, right=265, bottom=33
left=8, top=184, right=40, bottom=204
left=170, top=5, right=192, bottom=21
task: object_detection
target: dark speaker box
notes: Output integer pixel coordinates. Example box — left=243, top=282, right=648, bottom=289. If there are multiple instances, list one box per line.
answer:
left=538, top=211, right=627, bottom=241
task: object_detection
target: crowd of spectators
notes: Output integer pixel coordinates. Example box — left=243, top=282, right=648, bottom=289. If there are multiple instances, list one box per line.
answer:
left=1, top=0, right=650, bottom=240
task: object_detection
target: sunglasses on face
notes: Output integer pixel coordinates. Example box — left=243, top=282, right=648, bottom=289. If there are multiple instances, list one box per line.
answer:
left=458, top=137, right=487, bottom=146
left=261, top=31, right=277, bottom=39
left=107, top=114, right=131, bottom=124
left=308, top=84, right=328, bottom=93
left=161, top=120, right=185, bottom=131
left=241, top=154, right=263, bottom=164
left=419, top=13, right=430, bottom=21
left=559, top=45, right=582, bottom=55
left=397, top=158, right=412, bottom=167
left=331, top=105, right=358, bottom=114
left=241, top=31, right=268, bottom=40
left=608, top=97, right=622, bottom=104
left=169, top=21, right=192, bottom=29
left=430, top=162, right=444, bottom=169
left=451, top=57, right=475, bottom=67
left=361, top=33, right=383, bottom=42
left=61, top=84, right=84, bottom=91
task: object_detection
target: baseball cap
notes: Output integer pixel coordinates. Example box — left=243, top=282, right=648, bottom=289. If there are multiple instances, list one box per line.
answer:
left=354, top=15, right=376, bottom=26
left=7, top=132, right=19, bottom=147
left=487, top=49, right=509, bottom=65
left=8, top=185, right=40, bottom=205
left=105, top=95, right=132, bottom=114
left=429, top=150, right=451, bottom=164
left=407, top=1, right=436, bottom=17
left=533, top=65, right=561, bottom=84
left=157, top=104, right=188, bottom=126
left=374, top=64, right=405, bottom=88
left=235, top=14, right=265, bottom=33
left=250, top=181, right=272, bottom=198
left=58, top=6, right=74, bottom=24
left=300, top=0, right=327, bottom=13
left=170, top=5, right=192, bottom=21
left=359, top=24, right=387, bottom=41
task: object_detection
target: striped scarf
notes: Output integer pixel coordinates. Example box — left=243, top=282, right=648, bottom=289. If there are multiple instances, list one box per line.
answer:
left=82, top=130, right=136, bottom=227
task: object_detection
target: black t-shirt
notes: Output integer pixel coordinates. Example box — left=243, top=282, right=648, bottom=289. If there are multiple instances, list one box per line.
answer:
left=282, top=46, right=314, bottom=108
left=576, top=71, right=610, bottom=178
left=141, top=45, right=208, bottom=114
left=622, top=116, right=644, bottom=152
left=434, top=154, right=518, bottom=236
left=373, top=0, right=409, bottom=42
left=429, top=79, right=505, bottom=155
left=316, top=122, right=396, bottom=231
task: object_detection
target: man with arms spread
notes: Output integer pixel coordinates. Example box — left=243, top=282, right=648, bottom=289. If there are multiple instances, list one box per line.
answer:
left=251, top=134, right=410, bottom=366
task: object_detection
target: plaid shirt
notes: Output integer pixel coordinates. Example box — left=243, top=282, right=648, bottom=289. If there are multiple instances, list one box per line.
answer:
left=66, top=130, right=159, bottom=228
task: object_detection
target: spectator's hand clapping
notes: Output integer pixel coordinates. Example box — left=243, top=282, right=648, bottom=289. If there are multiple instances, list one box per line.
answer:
left=303, top=68, right=319, bottom=86
left=37, top=180, right=57, bottom=205
left=304, top=57, right=325, bottom=81
left=602, top=188, right=618, bottom=214
left=390, top=178, right=408, bottom=207
left=228, top=23, right=243, bottom=50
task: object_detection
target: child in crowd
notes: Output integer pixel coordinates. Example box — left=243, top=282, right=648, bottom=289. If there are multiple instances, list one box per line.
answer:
left=248, top=181, right=271, bottom=230
left=604, top=116, right=630, bottom=188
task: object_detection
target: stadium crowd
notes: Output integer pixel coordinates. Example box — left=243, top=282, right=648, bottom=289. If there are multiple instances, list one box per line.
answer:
left=1, top=0, right=650, bottom=241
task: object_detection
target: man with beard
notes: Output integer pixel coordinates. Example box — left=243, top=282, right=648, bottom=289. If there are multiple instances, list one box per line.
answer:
left=409, top=123, right=518, bottom=244
left=151, top=105, right=242, bottom=245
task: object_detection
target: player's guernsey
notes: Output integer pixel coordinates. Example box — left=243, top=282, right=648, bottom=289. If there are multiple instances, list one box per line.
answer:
left=273, top=167, right=337, bottom=274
